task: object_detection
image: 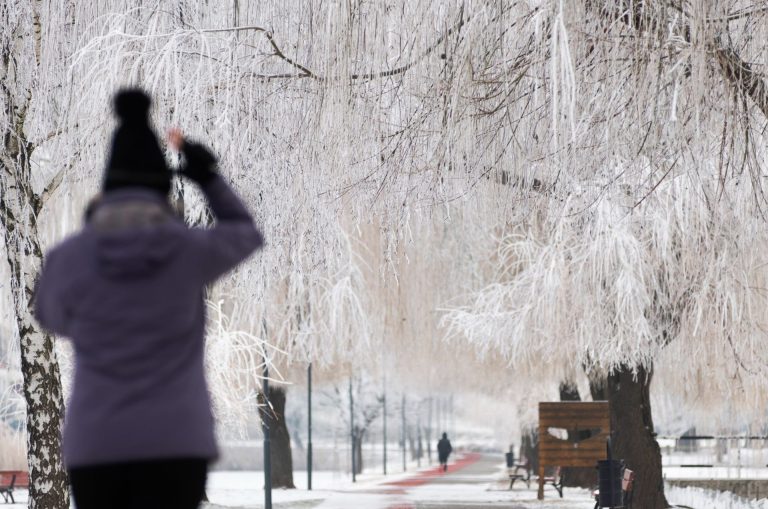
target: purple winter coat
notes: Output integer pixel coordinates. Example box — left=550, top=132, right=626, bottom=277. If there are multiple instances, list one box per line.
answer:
left=35, top=175, right=263, bottom=467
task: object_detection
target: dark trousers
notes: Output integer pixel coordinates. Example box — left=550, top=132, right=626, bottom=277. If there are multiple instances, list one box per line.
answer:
left=69, top=458, right=208, bottom=509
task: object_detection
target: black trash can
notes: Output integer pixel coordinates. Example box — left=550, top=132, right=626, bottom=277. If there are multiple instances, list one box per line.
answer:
left=597, top=459, right=623, bottom=508
left=505, top=452, right=515, bottom=468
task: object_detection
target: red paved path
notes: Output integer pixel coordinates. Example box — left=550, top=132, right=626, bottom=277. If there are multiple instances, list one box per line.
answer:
left=383, top=452, right=483, bottom=508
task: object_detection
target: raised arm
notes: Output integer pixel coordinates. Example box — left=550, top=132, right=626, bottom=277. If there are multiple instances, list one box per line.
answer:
left=177, top=136, right=264, bottom=283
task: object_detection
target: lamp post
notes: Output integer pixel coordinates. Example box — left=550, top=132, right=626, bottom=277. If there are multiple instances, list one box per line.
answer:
left=382, top=376, right=387, bottom=475
left=349, top=377, right=356, bottom=482
left=401, top=394, right=407, bottom=472
left=262, top=365, right=272, bottom=509
left=307, top=362, right=313, bottom=490
left=261, top=319, right=272, bottom=509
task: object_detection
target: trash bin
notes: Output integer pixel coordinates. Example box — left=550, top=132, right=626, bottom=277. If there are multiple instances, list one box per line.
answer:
left=597, top=459, right=623, bottom=508
left=505, top=452, right=515, bottom=468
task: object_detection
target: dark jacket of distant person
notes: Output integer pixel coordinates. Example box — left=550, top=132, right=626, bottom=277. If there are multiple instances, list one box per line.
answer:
left=438, top=433, right=453, bottom=463
left=34, top=89, right=264, bottom=468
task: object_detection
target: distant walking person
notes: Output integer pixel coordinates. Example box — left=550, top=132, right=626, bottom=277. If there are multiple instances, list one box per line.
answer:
left=35, top=89, right=264, bottom=509
left=437, top=432, right=453, bottom=472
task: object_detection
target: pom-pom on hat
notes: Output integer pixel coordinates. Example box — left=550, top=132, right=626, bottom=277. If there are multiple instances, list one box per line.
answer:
left=103, top=88, right=171, bottom=195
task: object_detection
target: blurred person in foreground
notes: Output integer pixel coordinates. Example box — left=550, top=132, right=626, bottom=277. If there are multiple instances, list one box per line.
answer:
left=34, top=89, right=264, bottom=509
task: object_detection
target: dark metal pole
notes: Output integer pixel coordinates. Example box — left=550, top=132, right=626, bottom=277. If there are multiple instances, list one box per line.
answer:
left=401, top=393, right=406, bottom=472
left=437, top=397, right=443, bottom=435
left=307, top=362, right=313, bottom=490
left=349, top=377, right=356, bottom=482
left=382, top=377, right=387, bottom=475
left=427, top=397, right=433, bottom=464
left=417, top=405, right=422, bottom=468
left=450, top=394, right=455, bottom=437
left=262, top=365, right=272, bottom=509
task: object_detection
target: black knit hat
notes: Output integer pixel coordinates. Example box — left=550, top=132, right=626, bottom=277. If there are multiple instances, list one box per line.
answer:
left=103, top=89, right=171, bottom=195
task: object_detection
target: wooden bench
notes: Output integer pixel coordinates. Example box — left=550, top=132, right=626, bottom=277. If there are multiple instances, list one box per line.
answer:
left=0, top=471, right=29, bottom=504
left=593, top=467, right=634, bottom=508
left=506, top=451, right=532, bottom=489
left=507, top=460, right=531, bottom=489
left=542, top=466, right=563, bottom=497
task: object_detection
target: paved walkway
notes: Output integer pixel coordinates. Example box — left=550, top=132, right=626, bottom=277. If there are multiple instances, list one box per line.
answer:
left=310, top=453, right=595, bottom=509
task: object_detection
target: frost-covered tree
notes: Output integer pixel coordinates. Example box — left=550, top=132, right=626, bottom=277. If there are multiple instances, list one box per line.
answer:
left=439, top=2, right=768, bottom=508
left=320, top=374, right=383, bottom=475
left=5, top=2, right=768, bottom=508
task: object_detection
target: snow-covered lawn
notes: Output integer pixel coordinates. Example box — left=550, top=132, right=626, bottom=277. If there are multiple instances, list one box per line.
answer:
left=202, top=461, right=768, bottom=509
left=6, top=459, right=768, bottom=508
left=665, top=466, right=768, bottom=480
left=666, top=484, right=768, bottom=509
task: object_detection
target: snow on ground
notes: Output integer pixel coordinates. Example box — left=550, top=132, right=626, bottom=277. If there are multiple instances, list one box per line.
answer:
left=666, top=485, right=768, bottom=509
left=665, top=466, right=768, bottom=479
left=198, top=455, right=768, bottom=509
left=6, top=454, right=768, bottom=508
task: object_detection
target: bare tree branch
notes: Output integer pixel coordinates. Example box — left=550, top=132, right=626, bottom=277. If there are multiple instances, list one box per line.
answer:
left=714, top=44, right=768, bottom=119
left=199, top=25, right=318, bottom=78
left=36, top=166, right=67, bottom=213
left=199, top=7, right=467, bottom=83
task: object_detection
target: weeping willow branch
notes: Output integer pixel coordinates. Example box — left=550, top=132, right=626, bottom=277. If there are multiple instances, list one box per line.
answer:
left=192, top=8, right=468, bottom=83
left=200, top=25, right=318, bottom=78
left=715, top=45, right=768, bottom=119
left=604, top=0, right=768, bottom=120
left=347, top=6, right=466, bottom=81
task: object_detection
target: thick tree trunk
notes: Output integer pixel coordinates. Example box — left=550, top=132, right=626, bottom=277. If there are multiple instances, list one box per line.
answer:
left=264, top=387, right=295, bottom=488
left=2, top=150, right=70, bottom=509
left=1, top=168, right=70, bottom=509
left=607, top=365, right=668, bottom=509
left=558, top=383, right=596, bottom=489
left=18, top=325, right=69, bottom=508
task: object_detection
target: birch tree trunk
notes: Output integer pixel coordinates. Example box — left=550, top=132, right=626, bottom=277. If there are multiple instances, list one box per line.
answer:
left=1, top=2, right=69, bottom=507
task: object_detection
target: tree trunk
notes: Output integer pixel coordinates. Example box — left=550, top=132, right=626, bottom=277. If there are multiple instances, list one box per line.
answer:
left=408, top=432, right=417, bottom=460
left=353, top=430, right=364, bottom=475
left=264, top=387, right=295, bottom=488
left=520, top=430, right=538, bottom=473
left=589, top=376, right=609, bottom=401
left=1, top=6, right=70, bottom=503
left=558, top=383, right=596, bottom=489
left=18, top=328, right=69, bottom=508
left=2, top=139, right=70, bottom=509
left=607, top=365, right=668, bottom=509
left=1, top=156, right=70, bottom=509
left=417, top=426, right=423, bottom=461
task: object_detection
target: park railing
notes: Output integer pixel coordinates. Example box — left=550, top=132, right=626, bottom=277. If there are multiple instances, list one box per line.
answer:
left=658, top=435, right=768, bottom=479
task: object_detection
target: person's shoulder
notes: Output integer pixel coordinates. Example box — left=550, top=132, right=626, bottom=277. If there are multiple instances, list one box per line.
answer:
left=44, top=230, right=91, bottom=263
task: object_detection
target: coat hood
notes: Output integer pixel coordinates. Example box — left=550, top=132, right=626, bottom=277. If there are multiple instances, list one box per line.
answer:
left=89, top=192, right=182, bottom=279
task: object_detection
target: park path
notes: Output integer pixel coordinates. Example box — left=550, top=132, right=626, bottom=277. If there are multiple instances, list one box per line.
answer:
left=312, top=453, right=596, bottom=509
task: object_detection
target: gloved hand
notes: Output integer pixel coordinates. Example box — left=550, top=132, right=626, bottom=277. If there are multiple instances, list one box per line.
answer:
left=180, top=141, right=218, bottom=185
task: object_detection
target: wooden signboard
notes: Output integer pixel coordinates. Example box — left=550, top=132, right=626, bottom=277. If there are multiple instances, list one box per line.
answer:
left=538, top=401, right=610, bottom=500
